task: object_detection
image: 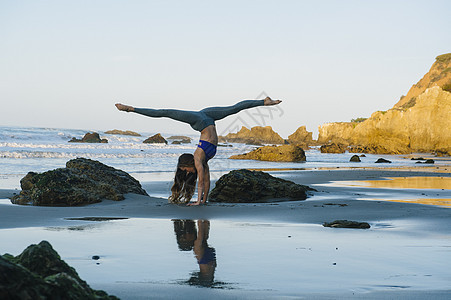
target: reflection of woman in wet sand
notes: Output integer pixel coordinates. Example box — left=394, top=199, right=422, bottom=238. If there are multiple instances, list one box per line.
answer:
left=116, top=98, right=281, bottom=205
left=172, top=219, right=217, bottom=287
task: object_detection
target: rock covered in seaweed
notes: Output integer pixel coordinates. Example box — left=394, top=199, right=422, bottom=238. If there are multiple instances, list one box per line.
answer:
left=0, top=241, right=118, bottom=299
left=11, top=158, right=148, bottom=206
left=229, top=144, right=306, bottom=162
left=209, top=169, right=315, bottom=203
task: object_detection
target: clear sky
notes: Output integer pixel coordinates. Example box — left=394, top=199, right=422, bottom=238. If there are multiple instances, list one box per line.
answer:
left=1, top=0, right=450, bottom=138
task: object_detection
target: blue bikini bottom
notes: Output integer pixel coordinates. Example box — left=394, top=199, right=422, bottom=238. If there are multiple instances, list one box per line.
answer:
left=198, top=140, right=217, bottom=161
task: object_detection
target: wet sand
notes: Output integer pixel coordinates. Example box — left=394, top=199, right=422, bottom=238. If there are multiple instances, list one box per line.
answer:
left=1, top=167, right=451, bottom=299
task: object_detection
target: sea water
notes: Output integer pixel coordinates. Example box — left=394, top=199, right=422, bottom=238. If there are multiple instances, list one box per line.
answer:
left=0, top=125, right=438, bottom=191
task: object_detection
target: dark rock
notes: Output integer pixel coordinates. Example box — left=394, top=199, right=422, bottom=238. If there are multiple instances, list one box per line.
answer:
left=229, top=145, right=306, bottom=162
left=143, top=133, right=167, bottom=144
left=375, top=158, right=392, bottom=163
left=350, top=155, right=361, bottom=162
left=320, top=143, right=346, bottom=153
left=348, top=145, right=398, bottom=154
left=411, top=157, right=425, bottom=160
left=217, top=144, right=233, bottom=147
left=69, top=132, right=108, bottom=143
left=435, top=149, right=451, bottom=157
left=92, top=256, right=100, bottom=260
left=11, top=158, right=148, bottom=206
left=323, top=220, right=370, bottom=229
left=360, top=154, right=366, bottom=157
left=0, top=241, right=118, bottom=299
left=171, top=138, right=191, bottom=144
left=168, top=135, right=192, bottom=142
left=416, top=159, right=435, bottom=164
left=209, top=169, right=315, bottom=203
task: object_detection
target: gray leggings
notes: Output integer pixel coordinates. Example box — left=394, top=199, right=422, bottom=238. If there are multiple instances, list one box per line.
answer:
left=133, top=100, right=265, bottom=132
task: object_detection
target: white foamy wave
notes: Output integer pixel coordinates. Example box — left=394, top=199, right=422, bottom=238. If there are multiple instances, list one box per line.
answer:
left=0, top=151, right=179, bottom=159
left=0, top=142, right=195, bottom=151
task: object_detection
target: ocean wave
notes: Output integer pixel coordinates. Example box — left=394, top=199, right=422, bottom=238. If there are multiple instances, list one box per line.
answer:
left=0, top=142, right=195, bottom=150
left=0, top=150, right=179, bottom=159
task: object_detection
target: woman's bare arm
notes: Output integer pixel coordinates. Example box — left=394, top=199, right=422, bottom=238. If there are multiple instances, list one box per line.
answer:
left=202, top=164, right=210, bottom=203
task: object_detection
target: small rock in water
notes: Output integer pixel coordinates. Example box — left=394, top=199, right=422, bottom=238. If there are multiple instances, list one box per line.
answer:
left=350, top=155, right=361, bottom=162
left=92, top=255, right=100, bottom=260
left=375, top=158, right=391, bottom=163
left=323, top=220, right=370, bottom=229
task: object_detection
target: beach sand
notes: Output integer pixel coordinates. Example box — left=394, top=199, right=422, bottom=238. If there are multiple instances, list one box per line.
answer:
left=1, top=167, right=451, bottom=299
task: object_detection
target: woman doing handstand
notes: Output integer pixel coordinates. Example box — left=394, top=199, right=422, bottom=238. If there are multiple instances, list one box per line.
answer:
left=115, top=97, right=281, bottom=206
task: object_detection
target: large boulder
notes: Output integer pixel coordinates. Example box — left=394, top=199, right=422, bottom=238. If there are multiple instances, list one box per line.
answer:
left=11, top=158, right=148, bottom=206
left=229, top=144, right=306, bottom=162
left=69, top=132, right=108, bottom=143
left=209, top=169, right=315, bottom=203
left=0, top=241, right=118, bottom=299
left=104, top=129, right=141, bottom=136
left=143, top=133, right=167, bottom=144
left=224, top=126, right=284, bottom=144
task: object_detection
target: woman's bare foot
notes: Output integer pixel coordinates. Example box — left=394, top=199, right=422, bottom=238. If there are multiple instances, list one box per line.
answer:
left=264, top=97, right=282, bottom=106
left=115, top=103, right=134, bottom=112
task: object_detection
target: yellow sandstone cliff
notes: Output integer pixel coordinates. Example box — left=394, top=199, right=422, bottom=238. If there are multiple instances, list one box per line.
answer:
left=318, top=53, right=451, bottom=155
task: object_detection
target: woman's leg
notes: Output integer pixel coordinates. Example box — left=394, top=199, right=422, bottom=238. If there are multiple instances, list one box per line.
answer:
left=200, top=100, right=265, bottom=121
left=132, top=107, right=205, bottom=128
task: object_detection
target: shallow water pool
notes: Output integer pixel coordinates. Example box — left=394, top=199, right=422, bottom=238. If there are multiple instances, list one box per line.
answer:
left=1, top=218, right=450, bottom=298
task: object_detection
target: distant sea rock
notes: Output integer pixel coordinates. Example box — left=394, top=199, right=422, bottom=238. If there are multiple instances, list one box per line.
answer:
left=209, top=169, right=315, bottom=203
left=287, top=126, right=314, bottom=146
left=143, top=133, right=168, bottom=144
left=11, top=158, right=148, bottom=206
left=168, top=135, right=192, bottom=141
left=320, top=143, right=346, bottom=154
left=318, top=54, right=451, bottom=155
left=168, top=136, right=192, bottom=144
left=223, top=126, right=284, bottom=144
left=105, top=129, right=141, bottom=136
left=69, top=132, right=108, bottom=143
left=0, top=241, right=118, bottom=299
left=229, top=144, right=306, bottom=162
left=375, top=158, right=391, bottom=163
left=350, top=155, right=361, bottom=162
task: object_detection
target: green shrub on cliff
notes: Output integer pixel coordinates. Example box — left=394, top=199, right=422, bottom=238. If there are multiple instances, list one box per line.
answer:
left=351, top=117, right=367, bottom=123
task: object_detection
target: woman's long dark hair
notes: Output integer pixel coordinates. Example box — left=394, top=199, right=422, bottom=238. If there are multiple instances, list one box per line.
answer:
left=168, top=153, right=197, bottom=204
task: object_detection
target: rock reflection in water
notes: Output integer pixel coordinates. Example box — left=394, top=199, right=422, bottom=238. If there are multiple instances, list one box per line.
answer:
left=172, top=219, right=219, bottom=288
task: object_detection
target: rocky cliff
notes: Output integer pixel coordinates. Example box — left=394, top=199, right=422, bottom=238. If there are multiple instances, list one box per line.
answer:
left=318, top=54, right=451, bottom=155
